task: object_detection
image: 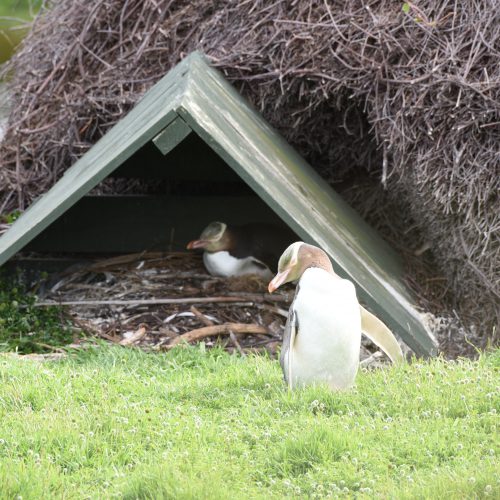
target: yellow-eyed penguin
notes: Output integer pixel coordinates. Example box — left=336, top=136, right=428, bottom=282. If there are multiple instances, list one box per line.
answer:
left=268, top=242, right=404, bottom=390
left=187, top=221, right=295, bottom=279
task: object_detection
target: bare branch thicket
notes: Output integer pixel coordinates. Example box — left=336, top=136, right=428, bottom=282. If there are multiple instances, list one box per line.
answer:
left=0, top=0, right=498, bottom=355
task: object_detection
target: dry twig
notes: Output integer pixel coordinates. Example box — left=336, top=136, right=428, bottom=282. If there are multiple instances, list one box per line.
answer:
left=167, top=323, right=268, bottom=348
left=119, top=326, right=147, bottom=346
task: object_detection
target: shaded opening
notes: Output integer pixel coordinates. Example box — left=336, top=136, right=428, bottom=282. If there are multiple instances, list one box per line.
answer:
left=22, top=129, right=290, bottom=257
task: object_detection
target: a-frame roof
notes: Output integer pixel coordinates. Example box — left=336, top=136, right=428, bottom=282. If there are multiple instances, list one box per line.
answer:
left=0, top=51, right=437, bottom=356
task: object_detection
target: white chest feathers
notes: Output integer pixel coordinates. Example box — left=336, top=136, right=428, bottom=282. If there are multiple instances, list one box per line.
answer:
left=283, top=267, right=362, bottom=390
left=203, top=251, right=273, bottom=280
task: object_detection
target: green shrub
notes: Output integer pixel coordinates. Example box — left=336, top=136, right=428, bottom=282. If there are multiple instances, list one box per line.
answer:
left=0, top=273, right=73, bottom=353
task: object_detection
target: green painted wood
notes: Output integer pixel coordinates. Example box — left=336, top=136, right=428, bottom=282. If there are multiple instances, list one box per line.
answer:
left=0, top=51, right=437, bottom=355
left=153, top=116, right=192, bottom=155
left=26, top=195, right=286, bottom=253
left=0, top=55, right=192, bottom=267
left=176, top=53, right=437, bottom=356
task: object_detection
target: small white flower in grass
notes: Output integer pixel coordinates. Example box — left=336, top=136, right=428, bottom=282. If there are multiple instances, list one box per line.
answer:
left=468, top=477, right=476, bottom=484
left=485, top=485, right=492, bottom=494
left=457, top=443, right=463, bottom=450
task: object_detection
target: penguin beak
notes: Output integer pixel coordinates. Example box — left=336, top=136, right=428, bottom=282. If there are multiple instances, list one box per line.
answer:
left=268, top=268, right=291, bottom=293
left=186, top=239, right=207, bottom=250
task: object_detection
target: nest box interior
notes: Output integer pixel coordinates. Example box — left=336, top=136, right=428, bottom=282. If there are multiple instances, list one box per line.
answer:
left=26, top=131, right=286, bottom=254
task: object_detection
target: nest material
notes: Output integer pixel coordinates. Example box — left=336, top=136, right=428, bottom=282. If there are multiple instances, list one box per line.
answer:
left=0, top=0, right=499, bottom=354
left=37, top=252, right=289, bottom=355
left=35, top=251, right=388, bottom=362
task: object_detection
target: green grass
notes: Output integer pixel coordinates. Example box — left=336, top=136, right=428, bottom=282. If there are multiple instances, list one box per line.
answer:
left=0, top=345, right=498, bottom=499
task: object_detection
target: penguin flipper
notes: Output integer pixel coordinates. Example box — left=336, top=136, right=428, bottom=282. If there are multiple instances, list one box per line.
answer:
left=360, top=306, right=404, bottom=364
left=287, top=310, right=298, bottom=390
left=280, top=287, right=300, bottom=388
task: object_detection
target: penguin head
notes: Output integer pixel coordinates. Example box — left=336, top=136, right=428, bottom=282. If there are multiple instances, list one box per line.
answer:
left=268, top=242, right=334, bottom=292
left=186, top=222, right=229, bottom=252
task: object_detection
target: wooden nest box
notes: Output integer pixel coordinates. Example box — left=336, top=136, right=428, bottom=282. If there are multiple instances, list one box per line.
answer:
left=0, top=52, right=437, bottom=357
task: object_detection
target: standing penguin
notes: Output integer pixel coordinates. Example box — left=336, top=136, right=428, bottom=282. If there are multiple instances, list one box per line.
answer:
left=268, top=242, right=403, bottom=390
left=187, top=221, right=295, bottom=279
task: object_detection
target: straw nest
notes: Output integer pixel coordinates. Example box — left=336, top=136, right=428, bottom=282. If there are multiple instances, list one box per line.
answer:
left=0, top=0, right=499, bottom=355
left=25, top=252, right=389, bottom=365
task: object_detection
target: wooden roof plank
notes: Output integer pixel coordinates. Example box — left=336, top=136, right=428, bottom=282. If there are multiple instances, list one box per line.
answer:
left=177, top=53, right=437, bottom=356
left=0, top=55, right=192, bottom=267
